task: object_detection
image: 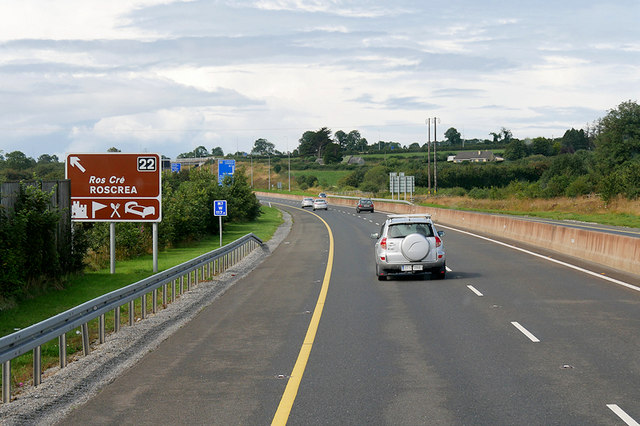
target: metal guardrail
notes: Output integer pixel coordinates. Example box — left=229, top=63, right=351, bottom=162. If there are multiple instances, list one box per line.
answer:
left=0, top=233, right=263, bottom=403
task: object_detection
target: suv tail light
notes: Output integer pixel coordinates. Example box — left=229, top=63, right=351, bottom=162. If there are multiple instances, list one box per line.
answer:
left=435, top=235, right=442, bottom=248
left=380, top=237, right=387, bottom=249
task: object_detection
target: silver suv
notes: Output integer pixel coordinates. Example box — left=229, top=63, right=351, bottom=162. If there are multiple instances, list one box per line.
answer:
left=371, top=214, right=446, bottom=280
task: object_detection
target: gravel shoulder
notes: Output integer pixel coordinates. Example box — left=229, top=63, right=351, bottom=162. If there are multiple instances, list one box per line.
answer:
left=0, top=210, right=292, bottom=426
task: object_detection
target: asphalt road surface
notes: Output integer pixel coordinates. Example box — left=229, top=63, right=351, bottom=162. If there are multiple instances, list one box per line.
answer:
left=62, top=198, right=640, bottom=425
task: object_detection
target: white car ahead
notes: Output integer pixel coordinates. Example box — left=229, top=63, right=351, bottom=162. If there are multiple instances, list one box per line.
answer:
left=313, top=199, right=328, bottom=211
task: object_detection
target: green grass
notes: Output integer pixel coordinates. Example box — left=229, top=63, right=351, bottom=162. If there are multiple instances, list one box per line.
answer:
left=0, top=206, right=282, bottom=390
left=416, top=200, right=640, bottom=229
left=0, top=206, right=282, bottom=337
left=290, top=170, right=351, bottom=187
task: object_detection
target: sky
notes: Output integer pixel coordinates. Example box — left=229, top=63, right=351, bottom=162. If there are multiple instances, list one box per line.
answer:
left=1, top=0, right=639, bottom=160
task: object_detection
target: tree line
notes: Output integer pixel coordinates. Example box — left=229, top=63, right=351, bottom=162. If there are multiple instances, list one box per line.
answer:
left=0, top=168, right=261, bottom=305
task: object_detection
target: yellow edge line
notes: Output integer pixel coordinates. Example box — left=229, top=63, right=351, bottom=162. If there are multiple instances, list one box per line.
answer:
left=271, top=203, right=334, bottom=425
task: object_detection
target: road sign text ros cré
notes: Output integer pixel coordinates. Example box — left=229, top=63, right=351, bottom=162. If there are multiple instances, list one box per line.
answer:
left=65, top=153, right=162, bottom=222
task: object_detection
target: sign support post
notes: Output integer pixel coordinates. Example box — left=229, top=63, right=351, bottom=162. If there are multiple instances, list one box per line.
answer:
left=214, top=200, right=228, bottom=247
left=153, top=223, right=158, bottom=272
left=110, top=222, right=116, bottom=274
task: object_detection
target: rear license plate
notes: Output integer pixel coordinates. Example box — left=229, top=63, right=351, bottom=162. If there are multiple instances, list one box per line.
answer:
left=402, top=265, right=423, bottom=271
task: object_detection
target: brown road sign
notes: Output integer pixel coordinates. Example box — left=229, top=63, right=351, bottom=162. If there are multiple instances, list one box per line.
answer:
left=66, top=153, right=162, bottom=222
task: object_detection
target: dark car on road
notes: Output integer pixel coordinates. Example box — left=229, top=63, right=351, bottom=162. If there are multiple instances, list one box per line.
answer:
left=356, top=198, right=374, bottom=213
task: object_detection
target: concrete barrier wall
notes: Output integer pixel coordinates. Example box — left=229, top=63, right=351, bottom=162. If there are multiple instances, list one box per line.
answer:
left=256, top=192, right=640, bottom=277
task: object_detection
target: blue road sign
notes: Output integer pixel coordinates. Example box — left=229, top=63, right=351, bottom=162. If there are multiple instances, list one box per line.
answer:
left=214, top=200, right=227, bottom=216
left=218, top=159, right=235, bottom=185
left=171, top=162, right=181, bottom=172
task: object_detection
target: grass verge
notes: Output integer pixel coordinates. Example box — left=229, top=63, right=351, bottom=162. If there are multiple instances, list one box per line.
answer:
left=0, top=206, right=282, bottom=392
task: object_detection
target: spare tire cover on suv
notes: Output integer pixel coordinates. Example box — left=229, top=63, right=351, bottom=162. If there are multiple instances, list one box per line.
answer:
left=400, top=233, right=430, bottom=261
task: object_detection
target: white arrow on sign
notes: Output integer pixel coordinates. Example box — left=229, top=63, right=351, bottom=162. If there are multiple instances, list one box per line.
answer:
left=69, top=156, right=86, bottom=173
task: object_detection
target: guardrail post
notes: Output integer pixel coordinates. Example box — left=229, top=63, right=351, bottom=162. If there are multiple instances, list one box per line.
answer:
left=172, top=279, right=176, bottom=302
left=99, top=314, right=105, bottom=344
left=141, top=294, right=146, bottom=320
left=152, top=289, right=157, bottom=314
left=81, top=323, right=90, bottom=356
left=163, top=283, right=168, bottom=306
left=129, top=300, right=135, bottom=326
left=59, top=334, right=67, bottom=368
left=114, top=307, right=120, bottom=333
left=187, top=272, right=191, bottom=291
left=2, top=361, right=10, bottom=403
left=33, top=346, right=41, bottom=386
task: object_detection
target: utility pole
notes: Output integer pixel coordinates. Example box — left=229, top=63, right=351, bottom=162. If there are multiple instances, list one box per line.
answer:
left=288, top=151, right=291, bottom=192
left=426, top=118, right=431, bottom=194
left=433, top=117, right=438, bottom=194
left=268, top=154, right=271, bottom=190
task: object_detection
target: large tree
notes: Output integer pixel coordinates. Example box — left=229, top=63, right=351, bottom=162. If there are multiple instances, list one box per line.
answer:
left=595, top=100, right=640, bottom=168
left=444, top=127, right=462, bottom=145
left=345, top=130, right=363, bottom=151
left=490, top=127, right=513, bottom=143
left=252, top=138, right=275, bottom=156
left=562, top=128, right=591, bottom=152
left=322, top=142, right=342, bottom=164
left=594, top=100, right=640, bottom=200
left=4, top=151, right=35, bottom=170
left=298, top=127, right=332, bottom=158
left=503, top=139, right=528, bottom=160
left=334, top=130, right=348, bottom=150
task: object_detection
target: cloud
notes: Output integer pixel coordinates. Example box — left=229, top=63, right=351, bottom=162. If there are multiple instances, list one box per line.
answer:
left=1, top=0, right=639, bottom=159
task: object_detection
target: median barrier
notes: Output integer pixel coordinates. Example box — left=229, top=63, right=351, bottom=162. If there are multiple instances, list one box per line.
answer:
left=257, top=192, right=640, bottom=277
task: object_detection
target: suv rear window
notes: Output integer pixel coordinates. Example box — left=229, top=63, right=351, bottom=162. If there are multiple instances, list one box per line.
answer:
left=388, top=223, right=433, bottom=238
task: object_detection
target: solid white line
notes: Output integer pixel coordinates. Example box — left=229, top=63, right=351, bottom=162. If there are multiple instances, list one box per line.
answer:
left=437, top=224, right=640, bottom=294
left=607, top=404, right=640, bottom=426
left=467, top=285, right=483, bottom=296
left=511, top=321, right=540, bottom=342
left=445, top=266, right=452, bottom=272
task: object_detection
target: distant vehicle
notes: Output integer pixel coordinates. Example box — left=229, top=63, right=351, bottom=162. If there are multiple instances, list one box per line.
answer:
left=371, top=214, right=446, bottom=281
left=318, top=192, right=327, bottom=198
left=301, top=197, right=314, bottom=208
left=313, top=199, right=328, bottom=211
left=356, top=198, right=374, bottom=213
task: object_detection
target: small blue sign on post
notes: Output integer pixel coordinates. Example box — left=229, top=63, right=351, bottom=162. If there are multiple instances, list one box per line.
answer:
left=214, top=200, right=227, bottom=247
left=214, top=200, right=227, bottom=216
left=171, top=162, right=181, bottom=173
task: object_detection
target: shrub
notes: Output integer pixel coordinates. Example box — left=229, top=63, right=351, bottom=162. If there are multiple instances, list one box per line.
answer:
left=0, top=183, right=85, bottom=302
left=565, top=175, right=595, bottom=197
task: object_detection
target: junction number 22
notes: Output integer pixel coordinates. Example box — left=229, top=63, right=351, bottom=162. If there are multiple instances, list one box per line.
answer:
left=137, top=156, right=157, bottom=172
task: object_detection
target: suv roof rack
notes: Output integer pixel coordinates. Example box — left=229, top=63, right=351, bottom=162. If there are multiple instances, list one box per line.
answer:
left=387, top=214, right=431, bottom=219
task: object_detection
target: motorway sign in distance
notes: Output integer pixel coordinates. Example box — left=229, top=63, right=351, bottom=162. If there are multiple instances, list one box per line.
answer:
left=218, top=159, right=235, bottom=185
left=65, top=153, right=162, bottom=222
